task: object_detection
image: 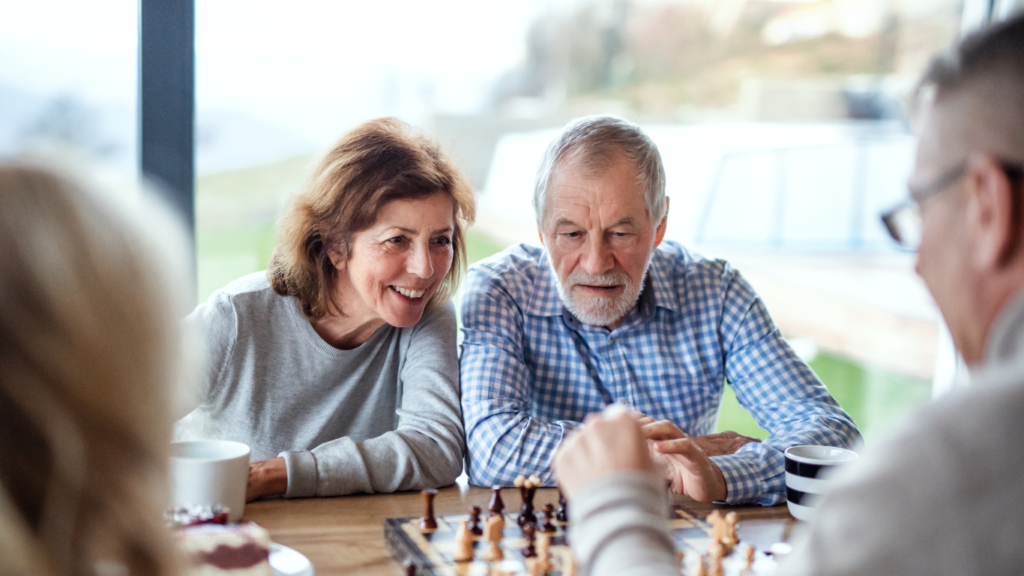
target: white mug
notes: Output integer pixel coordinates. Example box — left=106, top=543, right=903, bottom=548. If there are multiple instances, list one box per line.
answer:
left=170, top=440, right=251, bottom=522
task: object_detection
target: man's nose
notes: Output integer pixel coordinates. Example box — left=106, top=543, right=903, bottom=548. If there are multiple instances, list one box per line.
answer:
left=581, top=237, right=614, bottom=275
left=408, top=242, right=434, bottom=278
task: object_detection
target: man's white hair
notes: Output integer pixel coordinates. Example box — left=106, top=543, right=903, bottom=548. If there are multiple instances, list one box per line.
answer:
left=532, top=115, right=667, bottom=227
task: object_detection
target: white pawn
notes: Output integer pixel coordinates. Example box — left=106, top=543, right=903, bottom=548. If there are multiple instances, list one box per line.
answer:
left=453, top=519, right=474, bottom=562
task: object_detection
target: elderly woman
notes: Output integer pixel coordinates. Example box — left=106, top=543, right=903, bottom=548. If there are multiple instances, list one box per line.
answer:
left=179, top=118, right=475, bottom=501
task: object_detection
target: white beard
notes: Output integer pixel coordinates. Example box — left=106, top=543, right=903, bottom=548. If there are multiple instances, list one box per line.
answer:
left=553, top=265, right=650, bottom=327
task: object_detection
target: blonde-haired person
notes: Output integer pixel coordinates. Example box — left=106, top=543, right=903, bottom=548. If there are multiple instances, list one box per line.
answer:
left=0, top=164, right=187, bottom=576
left=178, top=118, right=475, bottom=501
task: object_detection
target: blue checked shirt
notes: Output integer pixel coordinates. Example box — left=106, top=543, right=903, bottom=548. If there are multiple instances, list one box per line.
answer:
left=459, top=241, right=860, bottom=505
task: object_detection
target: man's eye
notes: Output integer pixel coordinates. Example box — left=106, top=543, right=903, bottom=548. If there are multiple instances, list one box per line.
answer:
left=564, top=232, right=581, bottom=238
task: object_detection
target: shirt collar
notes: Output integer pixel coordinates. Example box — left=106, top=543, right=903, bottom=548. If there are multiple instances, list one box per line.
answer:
left=523, top=245, right=682, bottom=319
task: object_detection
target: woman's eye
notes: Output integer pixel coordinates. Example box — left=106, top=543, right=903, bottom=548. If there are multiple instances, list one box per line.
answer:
left=388, top=236, right=406, bottom=244
left=435, top=236, right=452, bottom=246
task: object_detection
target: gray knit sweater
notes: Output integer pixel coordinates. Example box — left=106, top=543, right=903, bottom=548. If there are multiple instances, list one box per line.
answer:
left=175, top=272, right=465, bottom=498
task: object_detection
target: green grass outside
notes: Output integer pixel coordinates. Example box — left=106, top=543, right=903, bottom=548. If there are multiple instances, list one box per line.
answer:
left=716, top=353, right=932, bottom=443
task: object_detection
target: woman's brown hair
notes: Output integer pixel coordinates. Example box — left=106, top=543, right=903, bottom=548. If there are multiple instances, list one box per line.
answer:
left=269, top=117, right=476, bottom=319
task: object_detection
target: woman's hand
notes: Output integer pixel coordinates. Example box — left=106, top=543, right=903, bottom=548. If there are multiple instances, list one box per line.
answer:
left=246, top=457, right=288, bottom=502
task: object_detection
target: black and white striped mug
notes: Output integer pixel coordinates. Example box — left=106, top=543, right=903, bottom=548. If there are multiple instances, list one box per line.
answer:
left=784, top=445, right=858, bottom=521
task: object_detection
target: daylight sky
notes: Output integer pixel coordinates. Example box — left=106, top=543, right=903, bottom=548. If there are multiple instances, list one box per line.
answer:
left=0, top=0, right=551, bottom=143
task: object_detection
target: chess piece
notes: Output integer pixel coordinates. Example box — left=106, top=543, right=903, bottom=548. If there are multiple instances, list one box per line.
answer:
left=516, top=475, right=539, bottom=526
left=453, top=519, right=475, bottom=562
left=522, top=523, right=537, bottom=558
left=707, top=542, right=725, bottom=576
left=556, top=488, right=568, bottom=523
left=707, top=511, right=738, bottom=551
left=743, top=545, right=756, bottom=572
left=538, top=508, right=556, bottom=533
left=469, top=506, right=483, bottom=536
left=404, top=560, right=417, bottom=576
left=419, top=489, right=438, bottom=530
left=536, top=533, right=552, bottom=572
left=725, top=512, right=739, bottom=547
left=483, top=515, right=504, bottom=562
left=489, top=485, right=505, bottom=517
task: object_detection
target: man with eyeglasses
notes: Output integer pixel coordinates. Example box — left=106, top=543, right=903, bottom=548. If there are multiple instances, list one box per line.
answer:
left=552, top=13, right=1024, bottom=576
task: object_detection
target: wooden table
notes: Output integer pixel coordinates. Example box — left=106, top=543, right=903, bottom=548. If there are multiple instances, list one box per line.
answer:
left=244, top=483, right=795, bottom=576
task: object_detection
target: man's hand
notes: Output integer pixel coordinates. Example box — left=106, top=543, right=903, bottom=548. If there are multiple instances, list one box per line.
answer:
left=637, top=418, right=760, bottom=457
left=650, top=439, right=728, bottom=502
left=246, top=457, right=288, bottom=502
left=553, top=412, right=656, bottom=500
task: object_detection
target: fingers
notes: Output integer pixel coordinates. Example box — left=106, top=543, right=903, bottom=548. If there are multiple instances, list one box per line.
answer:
left=554, top=414, right=655, bottom=499
left=654, top=439, right=728, bottom=502
left=640, top=420, right=688, bottom=441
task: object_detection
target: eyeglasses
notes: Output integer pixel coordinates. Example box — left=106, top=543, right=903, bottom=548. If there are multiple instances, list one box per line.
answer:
left=880, top=160, right=1024, bottom=251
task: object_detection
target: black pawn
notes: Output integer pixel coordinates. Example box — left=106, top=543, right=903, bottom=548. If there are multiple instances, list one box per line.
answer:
left=539, top=506, right=556, bottom=533
left=489, top=485, right=505, bottom=517
left=556, top=488, right=568, bottom=523
left=469, top=506, right=483, bottom=536
left=522, top=523, right=537, bottom=558
left=404, top=560, right=417, bottom=576
left=420, top=489, right=438, bottom=530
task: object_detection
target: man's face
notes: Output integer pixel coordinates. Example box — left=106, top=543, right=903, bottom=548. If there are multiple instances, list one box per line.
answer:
left=540, top=152, right=666, bottom=329
left=913, top=100, right=973, bottom=357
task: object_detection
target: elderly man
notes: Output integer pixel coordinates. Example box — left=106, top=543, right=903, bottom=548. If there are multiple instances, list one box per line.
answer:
left=554, top=14, right=1024, bottom=576
left=460, top=115, right=859, bottom=505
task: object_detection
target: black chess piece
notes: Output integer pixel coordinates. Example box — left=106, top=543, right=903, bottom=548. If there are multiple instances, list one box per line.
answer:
left=404, top=560, right=417, bottom=576
left=556, top=488, right=568, bottom=523
left=419, top=489, right=438, bottom=530
left=539, top=505, right=556, bottom=533
left=489, top=485, right=505, bottom=517
left=469, top=505, right=483, bottom=536
left=522, top=523, right=537, bottom=558
left=518, top=483, right=537, bottom=527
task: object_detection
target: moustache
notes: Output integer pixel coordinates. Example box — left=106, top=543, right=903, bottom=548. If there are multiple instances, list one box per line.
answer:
left=566, top=270, right=632, bottom=289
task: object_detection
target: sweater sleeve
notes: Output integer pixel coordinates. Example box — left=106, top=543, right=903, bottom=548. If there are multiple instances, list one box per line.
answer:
left=178, top=291, right=238, bottom=419
left=282, top=301, right=465, bottom=497
left=569, top=471, right=679, bottom=576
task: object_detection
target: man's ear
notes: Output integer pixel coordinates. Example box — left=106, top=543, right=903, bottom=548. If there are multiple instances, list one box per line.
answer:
left=538, top=229, right=545, bottom=246
left=967, top=154, right=1017, bottom=270
left=653, top=197, right=670, bottom=248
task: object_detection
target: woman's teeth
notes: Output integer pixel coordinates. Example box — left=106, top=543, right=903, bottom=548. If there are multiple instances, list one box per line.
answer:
left=391, top=286, right=425, bottom=299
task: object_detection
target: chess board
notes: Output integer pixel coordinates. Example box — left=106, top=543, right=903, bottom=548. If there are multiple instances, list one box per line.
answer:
left=384, top=503, right=795, bottom=576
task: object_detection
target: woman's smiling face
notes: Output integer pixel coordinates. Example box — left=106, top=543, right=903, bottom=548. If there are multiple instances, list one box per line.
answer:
left=333, top=193, right=455, bottom=328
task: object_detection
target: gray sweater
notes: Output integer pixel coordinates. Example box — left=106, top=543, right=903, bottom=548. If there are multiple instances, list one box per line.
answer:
left=176, top=272, right=465, bottom=498
left=569, top=290, right=1024, bottom=576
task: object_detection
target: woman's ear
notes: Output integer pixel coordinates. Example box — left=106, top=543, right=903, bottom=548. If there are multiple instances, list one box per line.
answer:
left=326, top=243, right=346, bottom=272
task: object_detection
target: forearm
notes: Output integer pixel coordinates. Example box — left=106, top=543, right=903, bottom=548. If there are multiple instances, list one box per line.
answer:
left=282, top=427, right=463, bottom=497
left=465, top=407, right=582, bottom=486
left=569, top=471, right=678, bottom=576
